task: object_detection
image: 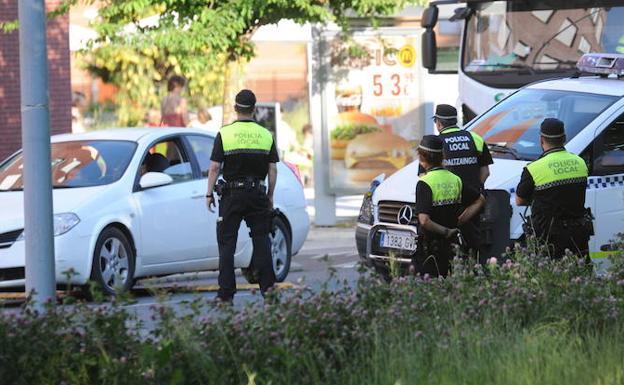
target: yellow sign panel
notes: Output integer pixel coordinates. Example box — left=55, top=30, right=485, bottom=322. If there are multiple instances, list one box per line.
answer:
left=398, top=45, right=416, bottom=68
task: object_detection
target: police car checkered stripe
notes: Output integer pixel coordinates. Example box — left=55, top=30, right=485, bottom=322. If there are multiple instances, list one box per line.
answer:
left=534, top=177, right=587, bottom=191
left=508, top=174, right=624, bottom=194
left=587, top=174, right=624, bottom=190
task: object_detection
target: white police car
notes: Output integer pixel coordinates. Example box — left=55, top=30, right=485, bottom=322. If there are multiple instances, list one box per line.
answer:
left=357, top=53, right=624, bottom=271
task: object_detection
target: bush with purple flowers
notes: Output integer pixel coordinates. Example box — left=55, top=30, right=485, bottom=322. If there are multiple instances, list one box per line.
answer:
left=0, top=238, right=623, bottom=385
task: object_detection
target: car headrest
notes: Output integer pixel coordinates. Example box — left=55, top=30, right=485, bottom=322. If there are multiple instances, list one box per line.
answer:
left=145, top=153, right=170, bottom=173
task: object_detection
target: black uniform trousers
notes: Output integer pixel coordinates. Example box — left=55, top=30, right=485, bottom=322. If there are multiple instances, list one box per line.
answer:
left=459, top=214, right=480, bottom=259
left=533, top=216, right=590, bottom=261
left=413, top=237, right=453, bottom=278
left=217, top=188, right=275, bottom=300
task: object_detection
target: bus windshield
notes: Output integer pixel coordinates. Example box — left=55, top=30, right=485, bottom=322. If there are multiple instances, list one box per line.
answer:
left=463, top=1, right=624, bottom=88
left=466, top=88, right=617, bottom=161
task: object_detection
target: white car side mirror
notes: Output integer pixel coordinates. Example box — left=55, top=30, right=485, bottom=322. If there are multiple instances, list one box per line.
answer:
left=140, top=172, right=173, bottom=189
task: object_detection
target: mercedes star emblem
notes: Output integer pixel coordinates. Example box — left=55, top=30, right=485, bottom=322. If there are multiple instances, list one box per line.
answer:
left=397, top=205, right=413, bottom=225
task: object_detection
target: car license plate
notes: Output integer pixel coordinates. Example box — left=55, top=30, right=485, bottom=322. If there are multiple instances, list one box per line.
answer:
left=380, top=231, right=417, bottom=251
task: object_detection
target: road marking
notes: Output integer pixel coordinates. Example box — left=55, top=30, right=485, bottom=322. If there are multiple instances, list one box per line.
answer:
left=0, top=291, right=65, bottom=301
left=303, top=246, right=355, bottom=253
left=309, top=251, right=354, bottom=260
left=332, top=262, right=358, bottom=269
left=192, top=282, right=299, bottom=292
left=0, top=282, right=300, bottom=303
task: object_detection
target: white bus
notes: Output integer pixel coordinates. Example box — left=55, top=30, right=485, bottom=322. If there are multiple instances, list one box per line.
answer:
left=421, top=0, right=624, bottom=123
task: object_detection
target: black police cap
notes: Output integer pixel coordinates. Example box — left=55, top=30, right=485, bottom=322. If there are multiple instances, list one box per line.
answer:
left=418, top=135, right=444, bottom=153
left=433, top=104, right=457, bottom=120
left=235, top=89, right=256, bottom=108
left=540, top=118, right=565, bottom=138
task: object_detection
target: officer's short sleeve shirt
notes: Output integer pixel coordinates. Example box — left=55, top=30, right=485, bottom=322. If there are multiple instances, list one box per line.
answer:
left=461, top=184, right=480, bottom=207
left=415, top=178, right=480, bottom=232
left=515, top=168, right=534, bottom=201
left=415, top=177, right=480, bottom=216
left=210, top=123, right=280, bottom=180
left=268, top=141, right=279, bottom=163
left=210, top=132, right=279, bottom=163
left=415, top=181, right=433, bottom=215
left=515, top=148, right=587, bottom=221
left=210, top=133, right=225, bottom=162
left=478, top=143, right=494, bottom=167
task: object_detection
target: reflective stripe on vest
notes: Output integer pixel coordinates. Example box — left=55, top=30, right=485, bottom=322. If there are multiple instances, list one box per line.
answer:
left=526, top=150, right=588, bottom=191
left=420, top=169, right=462, bottom=206
left=440, top=127, right=485, bottom=152
left=220, top=121, right=274, bottom=155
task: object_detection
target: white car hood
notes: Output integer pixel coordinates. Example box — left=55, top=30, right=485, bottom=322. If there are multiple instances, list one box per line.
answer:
left=484, top=158, right=528, bottom=192
left=372, top=158, right=529, bottom=205
left=372, top=160, right=420, bottom=204
left=0, top=186, right=107, bottom=233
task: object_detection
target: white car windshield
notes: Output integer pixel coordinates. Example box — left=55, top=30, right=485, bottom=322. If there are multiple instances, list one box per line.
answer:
left=0, top=140, right=137, bottom=191
left=467, top=88, right=617, bottom=161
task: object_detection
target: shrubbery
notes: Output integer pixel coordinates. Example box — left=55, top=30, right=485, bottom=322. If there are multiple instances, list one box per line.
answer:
left=1, top=241, right=623, bottom=385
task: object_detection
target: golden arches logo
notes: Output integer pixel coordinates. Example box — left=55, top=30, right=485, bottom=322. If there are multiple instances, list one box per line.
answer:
left=398, top=45, right=416, bottom=68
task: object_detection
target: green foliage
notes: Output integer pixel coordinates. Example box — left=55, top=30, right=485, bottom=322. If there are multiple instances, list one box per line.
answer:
left=1, top=238, right=624, bottom=385
left=5, top=0, right=434, bottom=125
left=62, top=0, right=427, bottom=125
left=0, top=20, right=18, bottom=33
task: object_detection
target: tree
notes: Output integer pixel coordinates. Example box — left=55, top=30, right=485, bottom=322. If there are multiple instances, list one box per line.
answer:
left=54, top=0, right=428, bottom=125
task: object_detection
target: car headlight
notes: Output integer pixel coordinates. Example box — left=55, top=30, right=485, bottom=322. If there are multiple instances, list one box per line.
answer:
left=54, top=213, right=80, bottom=236
left=17, top=213, right=80, bottom=240
left=358, top=179, right=382, bottom=225
left=358, top=193, right=374, bottom=225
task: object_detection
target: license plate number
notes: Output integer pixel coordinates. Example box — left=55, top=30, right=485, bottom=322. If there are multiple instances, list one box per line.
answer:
left=380, top=231, right=417, bottom=251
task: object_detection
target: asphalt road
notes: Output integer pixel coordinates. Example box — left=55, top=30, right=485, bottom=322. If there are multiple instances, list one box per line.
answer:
left=117, top=193, right=364, bottom=328
left=113, top=223, right=362, bottom=328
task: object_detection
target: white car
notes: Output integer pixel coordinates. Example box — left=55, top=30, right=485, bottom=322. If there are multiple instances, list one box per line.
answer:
left=357, top=53, right=624, bottom=270
left=0, top=128, right=309, bottom=294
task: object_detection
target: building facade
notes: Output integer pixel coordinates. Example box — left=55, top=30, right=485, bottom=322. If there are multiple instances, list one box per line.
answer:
left=0, top=0, right=71, bottom=160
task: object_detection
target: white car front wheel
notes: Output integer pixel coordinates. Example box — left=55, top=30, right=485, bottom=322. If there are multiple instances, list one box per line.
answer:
left=90, top=227, right=135, bottom=295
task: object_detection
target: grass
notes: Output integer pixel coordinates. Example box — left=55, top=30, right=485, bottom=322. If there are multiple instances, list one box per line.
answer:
left=339, top=324, right=624, bottom=385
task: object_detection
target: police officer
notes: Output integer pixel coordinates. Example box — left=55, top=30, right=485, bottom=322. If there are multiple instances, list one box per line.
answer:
left=422, top=104, right=493, bottom=258
left=516, top=118, right=591, bottom=260
left=206, top=89, right=278, bottom=303
left=414, top=135, right=486, bottom=277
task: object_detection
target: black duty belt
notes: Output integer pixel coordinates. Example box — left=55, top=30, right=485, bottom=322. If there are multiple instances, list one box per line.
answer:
left=224, top=179, right=265, bottom=190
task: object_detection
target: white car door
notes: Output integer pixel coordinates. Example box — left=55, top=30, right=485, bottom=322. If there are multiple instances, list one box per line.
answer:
left=134, top=137, right=207, bottom=266
left=184, top=134, right=252, bottom=267
left=588, top=111, right=624, bottom=258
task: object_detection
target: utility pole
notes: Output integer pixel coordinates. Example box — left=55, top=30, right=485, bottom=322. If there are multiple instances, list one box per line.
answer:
left=19, top=0, right=56, bottom=308
left=309, top=25, right=336, bottom=226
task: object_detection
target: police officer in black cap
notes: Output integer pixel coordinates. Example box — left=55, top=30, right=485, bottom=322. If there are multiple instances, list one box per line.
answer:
left=206, top=89, right=278, bottom=303
left=414, top=135, right=486, bottom=277
left=421, top=104, right=493, bottom=259
left=516, top=118, right=592, bottom=260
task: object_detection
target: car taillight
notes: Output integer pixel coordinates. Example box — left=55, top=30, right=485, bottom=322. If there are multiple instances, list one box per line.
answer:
left=284, top=161, right=304, bottom=186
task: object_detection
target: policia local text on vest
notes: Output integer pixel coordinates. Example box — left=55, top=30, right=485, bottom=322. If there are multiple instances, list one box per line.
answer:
left=516, top=118, right=593, bottom=261
left=206, top=89, right=279, bottom=303
left=413, top=135, right=485, bottom=277
left=420, top=104, right=493, bottom=259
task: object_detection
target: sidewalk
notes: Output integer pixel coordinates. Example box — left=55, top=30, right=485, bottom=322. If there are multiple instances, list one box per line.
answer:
left=304, top=187, right=362, bottom=225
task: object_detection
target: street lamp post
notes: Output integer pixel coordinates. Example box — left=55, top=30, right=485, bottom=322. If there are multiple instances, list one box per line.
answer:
left=19, top=0, right=56, bottom=308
